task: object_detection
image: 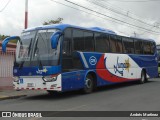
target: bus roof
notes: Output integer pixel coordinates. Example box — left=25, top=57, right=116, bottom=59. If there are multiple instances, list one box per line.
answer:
left=24, top=24, right=155, bottom=42
left=24, top=24, right=116, bottom=35
left=130, top=36, right=155, bottom=42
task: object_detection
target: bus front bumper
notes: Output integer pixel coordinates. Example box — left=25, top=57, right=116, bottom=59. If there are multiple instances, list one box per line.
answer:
left=13, top=74, right=62, bottom=91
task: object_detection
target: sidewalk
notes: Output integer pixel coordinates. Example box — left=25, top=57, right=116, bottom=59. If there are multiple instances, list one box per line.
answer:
left=0, top=77, right=47, bottom=100
left=0, top=77, right=26, bottom=100
left=0, top=77, right=13, bottom=90
left=0, top=90, right=27, bottom=100
left=0, top=89, right=48, bottom=100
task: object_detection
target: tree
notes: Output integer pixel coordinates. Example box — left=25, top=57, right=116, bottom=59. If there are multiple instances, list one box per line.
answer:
left=43, top=17, right=63, bottom=25
left=0, top=34, right=17, bottom=43
left=0, top=34, right=10, bottom=40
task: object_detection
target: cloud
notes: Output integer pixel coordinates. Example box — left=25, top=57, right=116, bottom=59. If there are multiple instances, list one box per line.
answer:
left=0, top=0, right=160, bottom=44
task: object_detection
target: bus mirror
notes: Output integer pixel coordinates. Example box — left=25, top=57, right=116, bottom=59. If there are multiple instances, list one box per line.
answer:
left=51, top=31, right=62, bottom=49
left=2, top=36, right=20, bottom=53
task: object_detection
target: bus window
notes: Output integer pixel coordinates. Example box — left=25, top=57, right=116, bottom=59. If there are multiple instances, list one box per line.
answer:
left=110, top=35, right=117, bottom=53
left=122, top=37, right=134, bottom=54
left=134, top=39, right=143, bottom=54
left=110, top=35, right=123, bottom=53
left=73, top=29, right=84, bottom=51
left=116, top=36, right=123, bottom=53
left=84, top=32, right=94, bottom=52
left=143, top=41, right=152, bottom=55
left=62, top=28, right=73, bottom=71
left=150, top=42, right=155, bottom=55
left=95, top=33, right=109, bottom=53
left=63, top=28, right=72, bottom=56
left=103, top=34, right=110, bottom=52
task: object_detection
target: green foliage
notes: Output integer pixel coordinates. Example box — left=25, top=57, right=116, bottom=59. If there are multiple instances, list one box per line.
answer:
left=43, top=17, right=63, bottom=25
left=0, top=34, right=10, bottom=40
left=0, top=34, right=17, bottom=43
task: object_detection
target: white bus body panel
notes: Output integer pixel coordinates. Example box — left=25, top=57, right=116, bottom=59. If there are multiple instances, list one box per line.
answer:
left=13, top=74, right=62, bottom=91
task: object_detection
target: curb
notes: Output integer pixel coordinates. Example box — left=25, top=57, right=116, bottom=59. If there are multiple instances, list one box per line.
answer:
left=0, top=94, right=27, bottom=101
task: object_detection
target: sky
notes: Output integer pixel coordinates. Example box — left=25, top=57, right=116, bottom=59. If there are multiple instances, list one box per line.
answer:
left=0, top=0, right=160, bottom=44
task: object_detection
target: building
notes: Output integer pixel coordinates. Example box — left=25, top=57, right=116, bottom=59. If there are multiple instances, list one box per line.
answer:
left=0, top=41, right=16, bottom=89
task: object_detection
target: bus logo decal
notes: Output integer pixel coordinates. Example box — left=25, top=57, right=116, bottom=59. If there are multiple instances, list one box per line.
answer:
left=89, top=56, right=97, bottom=65
left=36, top=68, right=48, bottom=74
left=114, top=57, right=130, bottom=76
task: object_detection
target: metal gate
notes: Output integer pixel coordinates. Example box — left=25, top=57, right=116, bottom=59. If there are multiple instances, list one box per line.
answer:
left=0, top=50, right=15, bottom=77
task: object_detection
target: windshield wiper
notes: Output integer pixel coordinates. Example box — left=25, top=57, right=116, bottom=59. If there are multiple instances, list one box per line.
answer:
left=34, top=38, right=43, bottom=69
left=35, top=48, right=43, bottom=69
left=28, top=39, right=32, bottom=56
left=18, top=60, right=25, bottom=69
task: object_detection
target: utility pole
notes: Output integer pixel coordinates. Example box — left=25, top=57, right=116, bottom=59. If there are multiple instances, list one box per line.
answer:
left=134, top=32, right=136, bottom=37
left=25, top=0, right=28, bottom=29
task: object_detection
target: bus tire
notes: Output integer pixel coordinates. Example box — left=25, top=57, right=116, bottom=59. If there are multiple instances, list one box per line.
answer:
left=83, top=74, right=94, bottom=94
left=139, top=70, right=146, bottom=84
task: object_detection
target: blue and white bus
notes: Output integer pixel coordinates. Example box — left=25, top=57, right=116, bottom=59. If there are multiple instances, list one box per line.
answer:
left=2, top=24, right=158, bottom=94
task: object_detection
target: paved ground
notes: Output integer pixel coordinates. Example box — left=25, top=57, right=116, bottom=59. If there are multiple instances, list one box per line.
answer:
left=0, top=78, right=160, bottom=120
left=0, top=77, right=13, bottom=90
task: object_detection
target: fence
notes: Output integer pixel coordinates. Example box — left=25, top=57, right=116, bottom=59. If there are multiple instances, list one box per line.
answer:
left=0, top=50, right=15, bottom=77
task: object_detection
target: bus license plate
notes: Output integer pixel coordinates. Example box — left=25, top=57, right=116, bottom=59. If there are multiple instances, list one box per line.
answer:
left=27, top=83, right=35, bottom=87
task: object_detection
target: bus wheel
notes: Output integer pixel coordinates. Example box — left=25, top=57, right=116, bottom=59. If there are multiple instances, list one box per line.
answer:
left=83, top=74, right=94, bottom=94
left=139, top=70, right=146, bottom=84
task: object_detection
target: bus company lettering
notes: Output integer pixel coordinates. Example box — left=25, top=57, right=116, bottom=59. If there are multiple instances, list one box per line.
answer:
left=114, top=57, right=131, bottom=76
left=36, top=68, right=48, bottom=74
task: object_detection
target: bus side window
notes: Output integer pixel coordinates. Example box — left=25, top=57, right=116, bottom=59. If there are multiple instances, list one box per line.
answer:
left=72, top=29, right=84, bottom=69
left=122, top=37, right=134, bottom=54
left=134, top=40, right=143, bottom=54
left=110, top=35, right=123, bottom=53
left=103, top=34, right=110, bottom=52
left=150, top=42, right=155, bottom=55
left=73, top=29, right=84, bottom=51
left=116, top=36, right=123, bottom=53
left=62, top=28, right=73, bottom=71
left=143, top=41, right=153, bottom=55
left=95, top=33, right=109, bottom=53
left=63, top=29, right=72, bottom=56
left=110, top=35, right=117, bottom=53
left=84, top=32, right=94, bottom=52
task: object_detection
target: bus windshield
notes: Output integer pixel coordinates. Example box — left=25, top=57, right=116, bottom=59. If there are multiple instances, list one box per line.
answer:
left=15, top=29, right=61, bottom=67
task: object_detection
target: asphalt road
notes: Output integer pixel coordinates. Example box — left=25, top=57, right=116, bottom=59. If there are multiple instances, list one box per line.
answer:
left=0, top=78, right=160, bottom=120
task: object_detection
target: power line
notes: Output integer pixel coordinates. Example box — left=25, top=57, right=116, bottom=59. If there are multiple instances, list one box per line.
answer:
left=0, top=0, right=11, bottom=12
left=86, top=0, right=159, bottom=29
left=50, top=0, right=160, bottom=35
left=49, top=0, right=129, bottom=28
left=62, top=0, right=160, bottom=34
left=49, top=0, right=132, bottom=36
left=99, top=0, right=160, bottom=2
left=97, top=0, right=155, bottom=24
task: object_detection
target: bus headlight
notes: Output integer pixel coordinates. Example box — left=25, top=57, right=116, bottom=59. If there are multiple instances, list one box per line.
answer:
left=42, top=74, right=58, bottom=82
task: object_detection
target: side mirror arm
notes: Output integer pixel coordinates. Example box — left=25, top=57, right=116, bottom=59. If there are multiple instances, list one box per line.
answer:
left=50, top=31, right=63, bottom=49
left=2, top=36, right=20, bottom=53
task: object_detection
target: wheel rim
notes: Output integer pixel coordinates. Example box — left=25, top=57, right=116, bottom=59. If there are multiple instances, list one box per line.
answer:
left=85, top=78, right=92, bottom=89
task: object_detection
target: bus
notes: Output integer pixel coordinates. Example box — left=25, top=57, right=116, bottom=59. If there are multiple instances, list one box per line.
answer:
left=157, top=45, right=160, bottom=76
left=2, top=24, right=158, bottom=94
